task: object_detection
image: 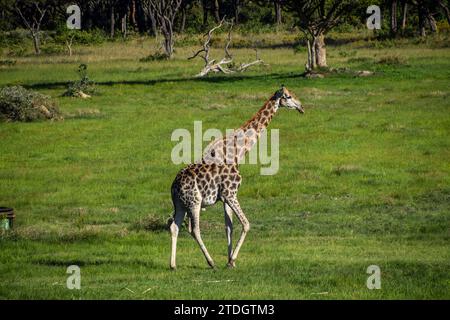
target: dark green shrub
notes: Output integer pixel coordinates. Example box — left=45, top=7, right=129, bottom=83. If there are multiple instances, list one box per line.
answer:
left=0, top=86, right=62, bottom=122
left=54, top=28, right=106, bottom=45
left=41, top=44, right=65, bottom=55
left=63, top=64, right=96, bottom=97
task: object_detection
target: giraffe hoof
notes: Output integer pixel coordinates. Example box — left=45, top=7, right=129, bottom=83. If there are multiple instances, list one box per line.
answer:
left=170, top=265, right=177, bottom=271
left=227, top=260, right=236, bottom=268
left=207, top=261, right=215, bottom=269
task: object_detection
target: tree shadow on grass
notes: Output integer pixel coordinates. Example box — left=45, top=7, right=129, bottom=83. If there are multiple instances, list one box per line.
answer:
left=22, top=72, right=306, bottom=91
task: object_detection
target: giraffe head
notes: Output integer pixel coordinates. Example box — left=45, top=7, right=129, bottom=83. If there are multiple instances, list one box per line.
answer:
left=273, top=85, right=304, bottom=113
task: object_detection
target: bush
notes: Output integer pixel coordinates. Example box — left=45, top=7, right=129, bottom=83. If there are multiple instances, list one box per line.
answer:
left=0, top=86, right=62, bottom=122
left=41, top=44, right=65, bottom=55
left=63, top=64, right=96, bottom=97
left=54, top=28, right=106, bottom=45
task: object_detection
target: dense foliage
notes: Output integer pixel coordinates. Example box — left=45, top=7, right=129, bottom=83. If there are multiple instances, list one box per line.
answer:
left=0, top=0, right=448, bottom=37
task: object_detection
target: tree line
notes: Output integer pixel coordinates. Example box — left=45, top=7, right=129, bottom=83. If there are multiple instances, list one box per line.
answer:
left=0, top=0, right=448, bottom=70
left=1, top=1, right=448, bottom=36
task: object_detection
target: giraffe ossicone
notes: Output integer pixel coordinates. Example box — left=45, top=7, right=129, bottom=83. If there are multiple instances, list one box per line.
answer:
left=169, top=86, right=304, bottom=269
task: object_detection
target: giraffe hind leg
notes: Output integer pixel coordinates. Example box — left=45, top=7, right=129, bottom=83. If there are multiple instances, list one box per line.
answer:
left=189, top=203, right=215, bottom=268
left=169, top=198, right=186, bottom=270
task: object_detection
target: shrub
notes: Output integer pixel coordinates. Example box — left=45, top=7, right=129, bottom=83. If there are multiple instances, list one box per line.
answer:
left=0, top=86, right=62, bottom=122
left=41, top=44, right=65, bottom=55
left=54, top=28, right=106, bottom=45
left=63, top=64, right=96, bottom=97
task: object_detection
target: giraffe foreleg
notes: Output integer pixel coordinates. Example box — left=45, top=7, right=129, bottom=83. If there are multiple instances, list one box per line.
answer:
left=225, top=197, right=249, bottom=267
left=224, top=203, right=234, bottom=267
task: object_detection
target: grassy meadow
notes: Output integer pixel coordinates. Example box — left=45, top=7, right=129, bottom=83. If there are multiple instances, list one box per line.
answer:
left=0, top=33, right=449, bottom=299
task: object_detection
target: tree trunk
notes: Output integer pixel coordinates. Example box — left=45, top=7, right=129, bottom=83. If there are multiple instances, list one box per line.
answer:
left=135, top=0, right=147, bottom=33
left=305, top=36, right=317, bottom=72
left=85, top=4, right=93, bottom=29
left=164, top=35, right=173, bottom=58
left=314, top=33, right=327, bottom=68
left=418, top=1, right=426, bottom=36
left=438, top=0, right=450, bottom=25
left=390, top=0, right=398, bottom=35
left=110, top=6, right=115, bottom=38
left=234, top=0, right=240, bottom=24
left=148, top=7, right=157, bottom=36
left=130, top=0, right=137, bottom=27
left=274, top=1, right=282, bottom=25
left=401, top=1, right=407, bottom=31
left=121, top=14, right=127, bottom=39
left=180, top=6, right=186, bottom=33
left=306, top=39, right=311, bottom=72
left=428, top=14, right=437, bottom=33
left=202, top=0, right=208, bottom=26
left=213, top=0, right=220, bottom=23
left=32, top=32, right=40, bottom=55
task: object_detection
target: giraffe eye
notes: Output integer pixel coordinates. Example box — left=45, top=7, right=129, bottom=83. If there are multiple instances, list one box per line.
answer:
left=285, top=95, right=291, bottom=99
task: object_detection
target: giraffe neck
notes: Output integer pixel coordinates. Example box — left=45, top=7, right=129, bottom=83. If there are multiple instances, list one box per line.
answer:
left=200, top=97, right=279, bottom=166
left=240, top=98, right=279, bottom=139
left=234, top=97, right=279, bottom=161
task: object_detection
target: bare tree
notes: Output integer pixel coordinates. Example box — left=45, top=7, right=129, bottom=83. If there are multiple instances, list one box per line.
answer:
left=285, top=0, right=355, bottom=73
left=189, top=18, right=234, bottom=76
left=149, top=0, right=183, bottom=58
left=16, top=2, right=47, bottom=55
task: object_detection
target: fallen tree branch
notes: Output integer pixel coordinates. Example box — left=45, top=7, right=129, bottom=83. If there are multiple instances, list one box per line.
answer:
left=189, top=19, right=267, bottom=77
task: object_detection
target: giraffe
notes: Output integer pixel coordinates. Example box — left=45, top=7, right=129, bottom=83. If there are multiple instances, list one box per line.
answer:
left=169, top=85, right=304, bottom=269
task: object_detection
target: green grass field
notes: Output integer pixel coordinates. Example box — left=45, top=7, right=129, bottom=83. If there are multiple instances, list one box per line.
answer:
left=0, top=35, right=449, bottom=299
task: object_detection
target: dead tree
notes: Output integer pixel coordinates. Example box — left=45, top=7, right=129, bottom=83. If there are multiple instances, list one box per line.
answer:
left=189, top=18, right=233, bottom=76
left=16, top=3, right=47, bottom=55
left=148, top=0, right=182, bottom=59
left=189, top=19, right=266, bottom=77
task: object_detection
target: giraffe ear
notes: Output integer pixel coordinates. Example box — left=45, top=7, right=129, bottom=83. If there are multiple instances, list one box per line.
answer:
left=273, top=88, right=283, bottom=100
